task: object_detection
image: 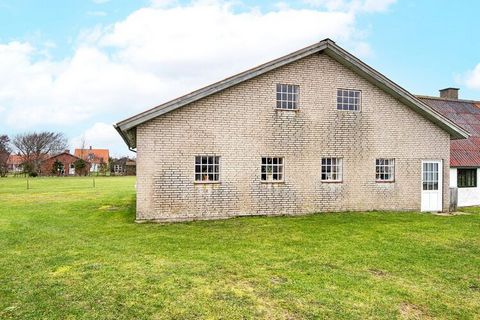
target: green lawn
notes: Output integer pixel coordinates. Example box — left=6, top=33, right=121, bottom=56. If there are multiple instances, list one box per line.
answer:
left=0, top=177, right=479, bottom=319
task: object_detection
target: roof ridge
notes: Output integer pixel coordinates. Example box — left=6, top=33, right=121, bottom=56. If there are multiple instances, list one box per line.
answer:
left=114, top=39, right=470, bottom=148
left=416, top=94, right=480, bottom=104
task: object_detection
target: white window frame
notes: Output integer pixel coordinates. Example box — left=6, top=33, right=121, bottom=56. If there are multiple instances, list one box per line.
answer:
left=337, top=88, right=361, bottom=111
left=375, top=158, right=395, bottom=182
left=321, top=157, right=343, bottom=182
left=194, top=155, right=220, bottom=183
left=261, top=157, right=284, bottom=182
left=276, top=84, right=299, bottom=110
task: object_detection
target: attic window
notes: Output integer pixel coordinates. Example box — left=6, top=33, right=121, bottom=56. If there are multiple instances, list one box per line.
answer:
left=276, top=84, right=299, bottom=110
left=337, top=89, right=361, bottom=111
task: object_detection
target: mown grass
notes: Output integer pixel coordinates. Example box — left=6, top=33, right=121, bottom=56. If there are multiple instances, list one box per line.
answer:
left=0, top=176, right=479, bottom=319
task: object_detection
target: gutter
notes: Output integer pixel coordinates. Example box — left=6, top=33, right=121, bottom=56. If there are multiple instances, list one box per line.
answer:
left=113, top=124, right=136, bottom=152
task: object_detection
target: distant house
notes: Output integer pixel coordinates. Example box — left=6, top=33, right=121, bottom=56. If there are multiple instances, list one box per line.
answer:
left=111, top=158, right=136, bottom=176
left=419, top=89, right=480, bottom=207
left=7, top=154, right=24, bottom=173
left=74, top=147, right=109, bottom=173
left=40, top=151, right=91, bottom=176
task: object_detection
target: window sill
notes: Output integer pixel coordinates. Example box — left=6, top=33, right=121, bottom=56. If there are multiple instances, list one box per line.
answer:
left=261, top=181, right=285, bottom=184
left=336, top=109, right=361, bottom=113
left=321, top=180, right=343, bottom=183
left=194, top=181, right=221, bottom=185
left=458, top=186, right=477, bottom=189
left=376, top=180, right=395, bottom=183
left=275, top=108, right=300, bottom=112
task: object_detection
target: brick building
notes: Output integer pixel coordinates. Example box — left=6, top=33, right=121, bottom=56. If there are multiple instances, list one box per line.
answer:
left=40, top=151, right=91, bottom=176
left=7, top=154, right=24, bottom=173
left=111, top=157, right=136, bottom=176
left=115, top=39, right=469, bottom=222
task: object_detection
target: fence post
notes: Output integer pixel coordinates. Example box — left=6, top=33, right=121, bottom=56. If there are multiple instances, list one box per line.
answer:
left=26, top=176, right=29, bottom=190
left=449, top=187, right=458, bottom=212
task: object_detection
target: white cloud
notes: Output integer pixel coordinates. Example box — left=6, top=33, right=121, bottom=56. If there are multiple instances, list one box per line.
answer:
left=304, top=0, right=396, bottom=12
left=70, top=122, right=131, bottom=157
left=92, top=0, right=110, bottom=4
left=464, top=63, right=480, bottom=90
left=2, top=44, right=164, bottom=128
left=0, top=0, right=395, bottom=154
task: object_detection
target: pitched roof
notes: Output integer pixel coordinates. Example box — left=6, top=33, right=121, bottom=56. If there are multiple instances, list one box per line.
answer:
left=74, top=149, right=109, bottom=164
left=7, top=154, right=24, bottom=165
left=115, top=39, right=469, bottom=149
left=42, top=152, right=85, bottom=163
left=418, top=96, right=480, bottom=167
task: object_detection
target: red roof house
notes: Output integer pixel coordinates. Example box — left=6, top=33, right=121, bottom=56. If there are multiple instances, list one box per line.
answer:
left=74, top=147, right=109, bottom=172
left=7, top=154, right=24, bottom=172
left=39, top=152, right=91, bottom=176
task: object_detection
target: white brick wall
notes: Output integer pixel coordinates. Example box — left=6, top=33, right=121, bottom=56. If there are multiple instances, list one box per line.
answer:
left=135, top=53, right=450, bottom=221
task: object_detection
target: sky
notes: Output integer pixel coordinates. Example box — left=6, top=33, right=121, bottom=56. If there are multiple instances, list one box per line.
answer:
left=1, top=0, right=480, bottom=157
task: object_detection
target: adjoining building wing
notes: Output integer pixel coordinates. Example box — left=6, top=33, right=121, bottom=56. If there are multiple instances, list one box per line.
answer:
left=418, top=90, right=480, bottom=167
left=419, top=88, right=480, bottom=207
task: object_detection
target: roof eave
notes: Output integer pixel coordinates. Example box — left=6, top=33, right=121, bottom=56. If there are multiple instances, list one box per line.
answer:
left=115, top=38, right=469, bottom=148
left=323, top=44, right=470, bottom=140
left=114, top=124, right=137, bottom=151
left=115, top=39, right=333, bottom=134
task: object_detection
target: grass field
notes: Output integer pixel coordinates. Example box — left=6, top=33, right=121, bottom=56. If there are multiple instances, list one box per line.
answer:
left=0, top=176, right=479, bottom=319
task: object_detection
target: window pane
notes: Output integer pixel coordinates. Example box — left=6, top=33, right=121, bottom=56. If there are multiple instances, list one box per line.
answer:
left=276, top=84, right=299, bottom=109
left=458, top=169, right=477, bottom=188
left=321, top=157, right=342, bottom=181
left=337, top=89, right=360, bottom=111
left=196, top=156, right=220, bottom=181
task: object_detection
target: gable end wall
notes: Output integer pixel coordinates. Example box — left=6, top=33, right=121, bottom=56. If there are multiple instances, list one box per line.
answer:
left=135, top=53, right=450, bottom=221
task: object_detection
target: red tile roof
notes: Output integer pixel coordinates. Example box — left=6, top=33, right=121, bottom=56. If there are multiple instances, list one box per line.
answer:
left=7, top=154, right=24, bottom=165
left=418, top=96, right=480, bottom=167
left=74, top=149, right=109, bottom=164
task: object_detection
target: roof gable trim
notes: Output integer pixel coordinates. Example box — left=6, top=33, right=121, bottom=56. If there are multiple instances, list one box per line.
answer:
left=115, top=39, right=469, bottom=148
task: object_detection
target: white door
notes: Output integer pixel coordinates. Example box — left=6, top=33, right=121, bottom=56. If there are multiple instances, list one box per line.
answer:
left=421, top=160, right=443, bottom=212
left=69, top=164, right=75, bottom=175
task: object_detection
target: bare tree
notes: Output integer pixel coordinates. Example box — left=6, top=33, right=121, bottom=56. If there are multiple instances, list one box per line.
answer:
left=78, top=135, right=87, bottom=159
left=12, top=132, right=68, bottom=174
left=0, top=135, right=10, bottom=177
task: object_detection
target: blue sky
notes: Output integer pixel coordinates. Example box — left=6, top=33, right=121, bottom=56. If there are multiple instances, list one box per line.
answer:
left=1, top=0, right=479, bottom=156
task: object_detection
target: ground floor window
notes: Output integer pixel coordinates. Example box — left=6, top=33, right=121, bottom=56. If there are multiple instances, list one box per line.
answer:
left=457, top=168, right=476, bottom=188
left=321, top=158, right=342, bottom=182
left=195, top=156, right=220, bottom=182
left=261, top=157, right=284, bottom=182
left=376, top=158, right=395, bottom=182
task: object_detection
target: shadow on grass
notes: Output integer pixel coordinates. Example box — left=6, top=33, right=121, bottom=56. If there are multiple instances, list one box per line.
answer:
left=123, top=194, right=137, bottom=223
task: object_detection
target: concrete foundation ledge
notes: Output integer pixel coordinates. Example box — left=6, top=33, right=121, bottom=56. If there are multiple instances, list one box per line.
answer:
left=134, top=212, right=306, bottom=223
left=134, top=209, right=447, bottom=224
